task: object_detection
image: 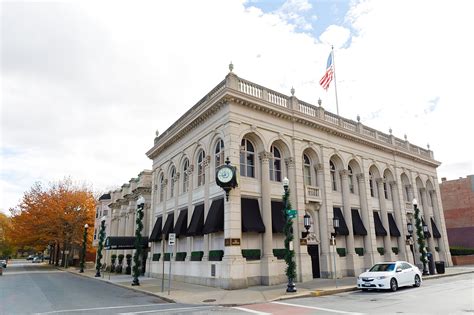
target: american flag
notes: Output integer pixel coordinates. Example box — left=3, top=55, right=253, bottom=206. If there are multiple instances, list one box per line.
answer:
left=319, top=52, right=334, bottom=90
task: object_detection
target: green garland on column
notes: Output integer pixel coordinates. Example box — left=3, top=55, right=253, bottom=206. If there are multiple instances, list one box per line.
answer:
left=283, top=187, right=296, bottom=281
left=95, top=219, right=106, bottom=277
left=414, top=204, right=428, bottom=264
left=132, top=203, right=144, bottom=285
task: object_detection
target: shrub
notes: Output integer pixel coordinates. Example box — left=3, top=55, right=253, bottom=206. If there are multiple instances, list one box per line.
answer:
left=242, top=249, right=261, bottom=260
left=164, top=253, right=171, bottom=261
left=336, top=248, right=346, bottom=257
left=392, top=247, right=399, bottom=255
left=435, top=247, right=440, bottom=252
left=355, top=248, right=364, bottom=256
left=450, top=246, right=474, bottom=256
left=152, top=253, right=161, bottom=261
left=209, top=250, right=224, bottom=261
left=176, top=252, right=186, bottom=261
left=190, top=251, right=204, bottom=261
left=273, top=248, right=286, bottom=259
left=377, top=247, right=385, bottom=255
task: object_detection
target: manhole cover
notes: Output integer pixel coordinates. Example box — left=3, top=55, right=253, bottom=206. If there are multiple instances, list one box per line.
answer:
left=202, top=299, right=216, bottom=302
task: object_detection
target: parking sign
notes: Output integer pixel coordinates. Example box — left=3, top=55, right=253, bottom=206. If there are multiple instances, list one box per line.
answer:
left=168, top=233, right=176, bottom=246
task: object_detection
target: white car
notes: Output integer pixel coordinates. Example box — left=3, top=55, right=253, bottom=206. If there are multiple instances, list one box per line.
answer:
left=357, top=261, right=422, bottom=292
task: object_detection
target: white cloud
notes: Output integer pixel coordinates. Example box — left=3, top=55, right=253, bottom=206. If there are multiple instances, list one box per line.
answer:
left=1, top=0, right=473, bottom=214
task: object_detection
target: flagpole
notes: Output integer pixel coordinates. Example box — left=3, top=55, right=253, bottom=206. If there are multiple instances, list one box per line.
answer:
left=331, top=46, right=340, bottom=116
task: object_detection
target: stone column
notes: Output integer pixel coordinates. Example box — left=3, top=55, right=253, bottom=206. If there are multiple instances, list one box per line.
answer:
left=376, top=178, right=392, bottom=261
left=286, top=156, right=302, bottom=281
left=340, top=169, right=356, bottom=275
left=357, top=173, right=376, bottom=266
left=316, top=163, right=331, bottom=277
left=389, top=181, right=407, bottom=260
left=429, top=189, right=452, bottom=265
left=186, top=165, right=194, bottom=261
left=420, top=188, right=436, bottom=256
left=259, top=151, right=275, bottom=284
left=202, top=156, right=211, bottom=261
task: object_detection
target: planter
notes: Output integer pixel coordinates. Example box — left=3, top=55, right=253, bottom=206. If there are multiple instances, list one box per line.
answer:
left=190, top=251, right=204, bottom=261
left=355, top=248, right=364, bottom=256
left=116, top=254, right=124, bottom=273
left=273, top=248, right=286, bottom=260
left=176, top=252, right=186, bottom=261
left=111, top=255, right=117, bottom=272
left=392, top=247, right=399, bottom=255
left=336, top=248, right=346, bottom=257
left=152, top=253, right=161, bottom=261
left=242, top=249, right=261, bottom=260
left=377, top=247, right=385, bottom=255
left=125, top=254, right=132, bottom=275
left=209, top=250, right=224, bottom=261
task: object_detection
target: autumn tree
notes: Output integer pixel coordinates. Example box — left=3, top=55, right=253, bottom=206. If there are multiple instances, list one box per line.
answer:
left=8, top=178, right=96, bottom=265
left=0, top=213, right=15, bottom=258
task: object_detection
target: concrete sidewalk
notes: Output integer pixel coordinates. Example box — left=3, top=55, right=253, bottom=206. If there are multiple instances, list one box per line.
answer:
left=63, top=265, right=474, bottom=306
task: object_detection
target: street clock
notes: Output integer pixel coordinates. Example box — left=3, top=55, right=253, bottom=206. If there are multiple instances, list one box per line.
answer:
left=216, top=157, right=238, bottom=201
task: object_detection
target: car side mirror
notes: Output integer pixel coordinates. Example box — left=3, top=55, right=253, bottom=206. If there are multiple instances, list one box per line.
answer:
left=396, top=268, right=402, bottom=273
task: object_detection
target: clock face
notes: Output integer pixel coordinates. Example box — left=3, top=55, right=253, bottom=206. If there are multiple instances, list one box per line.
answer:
left=217, top=167, right=233, bottom=184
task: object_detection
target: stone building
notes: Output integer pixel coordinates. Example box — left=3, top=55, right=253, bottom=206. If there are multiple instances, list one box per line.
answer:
left=439, top=175, right=474, bottom=248
left=93, top=193, right=111, bottom=247
left=142, top=65, right=452, bottom=289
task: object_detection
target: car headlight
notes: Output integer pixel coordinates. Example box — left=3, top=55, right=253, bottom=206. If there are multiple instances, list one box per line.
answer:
left=376, top=276, right=387, bottom=280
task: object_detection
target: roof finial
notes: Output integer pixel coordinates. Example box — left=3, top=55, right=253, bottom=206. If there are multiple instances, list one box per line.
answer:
left=318, top=98, right=322, bottom=107
left=229, top=61, right=234, bottom=72
left=357, top=115, right=360, bottom=122
left=404, top=134, right=408, bottom=141
left=427, top=143, right=430, bottom=150
left=291, top=86, right=295, bottom=96
left=389, top=128, right=392, bottom=135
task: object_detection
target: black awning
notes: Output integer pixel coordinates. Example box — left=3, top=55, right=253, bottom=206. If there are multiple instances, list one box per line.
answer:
left=388, top=213, right=401, bottom=237
left=149, top=216, right=163, bottom=242
left=162, top=213, right=174, bottom=239
left=431, top=218, right=441, bottom=238
left=187, top=204, right=204, bottom=236
left=422, top=218, right=432, bottom=238
left=241, top=198, right=265, bottom=233
left=333, top=207, right=349, bottom=235
left=271, top=200, right=285, bottom=233
left=203, top=198, right=224, bottom=234
left=105, top=236, right=149, bottom=250
left=174, top=209, right=188, bottom=238
left=373, top=212, right=387, bottom=236
left=351, top=209, right=367, bottom=236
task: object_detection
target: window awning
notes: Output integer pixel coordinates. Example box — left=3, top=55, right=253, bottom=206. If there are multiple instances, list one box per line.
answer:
left=422, top=218, right=432, bottom=238
left=162, top=213, right=174, bottom=240
left=333, top=207, right=349, bottom=235
left=388, top=213, right=401, bottom=237
left=373, top=212, right=387, bottom=236
left=187, top=204, right=204, bottom=236
left=149, top=216, right=162, bottom=242
left=271, top=200, right=285, bottom=233
left=203, top=198, right=224, bottom=234
left=431, top=218, right=441, bottom=238
left=351, top=209, right=367, bottom=236
left=241, top=198, right=265, bottom=233
left=174, top=209, right=188, bottom=238
left=105, top=236, right=149, bottom=250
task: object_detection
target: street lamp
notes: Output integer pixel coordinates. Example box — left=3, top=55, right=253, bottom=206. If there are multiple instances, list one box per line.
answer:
left=406, top=222, right=416, bottom=264
left=331, top=217, right=339, bottom=287
left=95, top=217, right=106, bottom=277
left=302, top=212, right=311, bottom=238
left=412, top=198, right=428, bottom=275
left=282, top=177, right=297, bottom=293
left=422, top=222, right=429, bottom=238
left=80, top=223, right=89, bottom=273
left=132, top=196, right=145, bottom=286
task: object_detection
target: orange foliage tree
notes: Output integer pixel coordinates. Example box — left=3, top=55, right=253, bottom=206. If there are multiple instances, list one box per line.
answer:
left=8, top=178, right=96, bottom=264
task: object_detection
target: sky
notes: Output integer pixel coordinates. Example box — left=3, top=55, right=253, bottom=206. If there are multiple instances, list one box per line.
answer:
left=1, top=0, right=473, bottom=215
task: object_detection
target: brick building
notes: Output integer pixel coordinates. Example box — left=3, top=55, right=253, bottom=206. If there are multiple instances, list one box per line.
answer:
left=439, top=175, right=474, bottom=248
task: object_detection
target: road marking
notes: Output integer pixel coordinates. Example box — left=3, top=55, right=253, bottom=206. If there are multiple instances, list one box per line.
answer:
left=119, top=306, right=213, bottom=314
left=232, top=307, right=272, bottom=315
left=3, top=270, right=63, bottom=275
left=35, top=303, right=161, bottom=314
left=272, top=301, right=363, bottom=314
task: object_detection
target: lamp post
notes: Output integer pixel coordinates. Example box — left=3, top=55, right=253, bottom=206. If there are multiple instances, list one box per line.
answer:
left=303, top=212, right=311, bottom=238
left=132, top=196, right=145, bottom=286
left=95, top=217, right=106, bottom=277
left=79, top=224, right=89, bottom=273
left=331, top=217, right=339, bottom=287
left=282, top=177, right=296, bottom=293
left=407, top=222, right=416, bottom=264
left=412, top=199, right=428, bottom=275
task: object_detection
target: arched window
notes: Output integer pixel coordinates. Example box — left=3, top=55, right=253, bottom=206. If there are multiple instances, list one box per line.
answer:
left=383, top=176, right=389, bottom=199
left=348, top=165, right=354, bottom=193
left=182, top=159, right=189, bottom=193
left=404, top=185, right=410, bottom=201
left=215, top=139, right=224, bottom=171
left=240, top=139, right=255, bottom=177
left=330, top=161, right=337, bottom=191
left=303, top=154, right=312, bottom=185
left=369, top=171, right=375, bottom=197
left=197, top=150, right=206, bottom=187
left=269, top=145, right=282, bottom=182
left=159, top=174, right=165, bottom=202
left=170, top=166, right=176, bottom=198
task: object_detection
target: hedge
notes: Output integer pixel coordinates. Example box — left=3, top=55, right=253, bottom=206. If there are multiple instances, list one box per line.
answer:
left=377, top=247, right=385, bottom=255
left=242, top=249, right=261, bottom=260
left=450, top=247, right=474, bottom=256
left=176, top=252, right=186, bottom=261
left=273, top=248, right=286, bottom=259
left=152, top=253, right=161, bottom=261
left=209, top=250, right=224, bottom=261
left=190, top=251, right=204, bottom=261
left=336, top=248, right=346, bottom=257
left=355, top=248, right=364, bottom=256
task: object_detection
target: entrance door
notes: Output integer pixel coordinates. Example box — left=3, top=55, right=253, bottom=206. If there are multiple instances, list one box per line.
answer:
left=307, top=244, right=320, bottom=278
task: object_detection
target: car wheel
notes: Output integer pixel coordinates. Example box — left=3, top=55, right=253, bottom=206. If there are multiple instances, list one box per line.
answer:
left=413, top=275, right=421, bottom=287
left=390, top=278, right=398, bottom=292
left=362, top=289, right=368, bottom=292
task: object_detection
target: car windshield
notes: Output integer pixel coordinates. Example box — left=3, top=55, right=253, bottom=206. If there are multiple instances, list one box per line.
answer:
left=369, top=263, right=396, bottom=272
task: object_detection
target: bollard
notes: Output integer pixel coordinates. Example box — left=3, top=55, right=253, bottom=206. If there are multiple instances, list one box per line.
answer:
left=0, top=267, right=3, bottom=276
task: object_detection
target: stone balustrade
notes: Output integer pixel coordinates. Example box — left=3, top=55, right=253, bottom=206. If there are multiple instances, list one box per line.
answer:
left=304, top=185, right=322, bottom=203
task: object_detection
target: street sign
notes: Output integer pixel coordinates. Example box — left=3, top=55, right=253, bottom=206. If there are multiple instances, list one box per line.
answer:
left=168, top=233, right=176, bottom=246
left=286, top=209, right=297, bottom=219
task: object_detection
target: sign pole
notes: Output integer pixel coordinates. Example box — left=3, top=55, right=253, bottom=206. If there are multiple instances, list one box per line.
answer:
left=161, top=234, right=165, bottom=292
left=167, top=233, right=176, bottom=295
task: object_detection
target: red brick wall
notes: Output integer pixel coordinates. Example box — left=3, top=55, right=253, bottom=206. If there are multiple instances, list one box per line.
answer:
left=440, top=176, right=474, bottom=248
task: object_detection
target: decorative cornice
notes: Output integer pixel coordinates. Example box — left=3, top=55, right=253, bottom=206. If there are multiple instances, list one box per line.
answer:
left=285, top=157, right=296, bottom=168
left=316, top=163, right=324, bottom=171
left=356, top=173, right=365, bottom=182
left=339, top=169, right=349, bottom=177
left=259, top=151, right=272, bottom=162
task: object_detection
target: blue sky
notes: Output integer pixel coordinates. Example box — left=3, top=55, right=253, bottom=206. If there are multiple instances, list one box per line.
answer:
left=1, top=0, right=473, bottom=215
